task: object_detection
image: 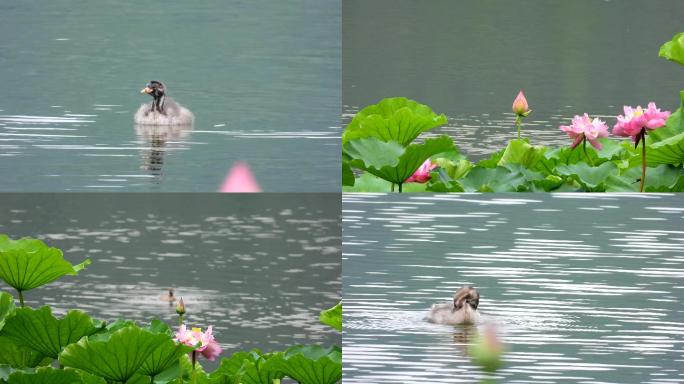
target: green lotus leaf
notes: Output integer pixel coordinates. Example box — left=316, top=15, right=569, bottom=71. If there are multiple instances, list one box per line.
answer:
left=605, top=164, right=684, bottom=192
left=0, top=337, right=50, bottom=369
left=646, top=131, right=684, bottom=166
left=647, top=90, right=684, bottom=144
left=432, top=150, right=472, bottom=181
left=240, top=354, right=285, bottom=384
left=59, top=326, right=168, bottom=383
left=343, top=137, right=404, bottom=169
left=319, top=302, right=342, bottom=332
left=530, top=175, right=570, bottom=192
left=210, top=350, right=284, bottom=384
left=460, top=166, right=530, bottom=192
left=139, top=338, right=193, bottom=379
left=477, top=148, right=505, bottom=168
left=659, top=32, right=684, bottom=66
left=0, top=235, right=91, bottom=296
left=342, top=97, right=448, bottom=146
left=342, top=159, right=355, bottom=187
left=271, top=345, right=341, bottom=384
left=7, top=366, right=85, bottom=384
left=426, top=168, right=465, bottom=192
left=342, top=173, right=429, bottom=193
left=351, top=135, right=455, bottom=188
left=74, top=370, right=108, bottom=384
left=555, top=162, right=617, bottom=191
left=208, top=351, right=253, bottom=383
left=534, top=139, right=625, bottom=176
left=497, top=139, right=546, bottom=168
left=1, top=307, right=104, bottom=359
left=0, top=291, right=15, bottom=331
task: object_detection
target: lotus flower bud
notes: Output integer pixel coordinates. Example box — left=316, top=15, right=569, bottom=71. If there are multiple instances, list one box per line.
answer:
left=176, top=297, right=186, bottom=316
left=512, top=91, right=531, bottom=117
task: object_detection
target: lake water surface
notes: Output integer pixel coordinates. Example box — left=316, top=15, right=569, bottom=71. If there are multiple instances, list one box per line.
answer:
left=0, top=193, right=341, bottom=363
left=0, top=0, right=340, bottom=191
left=343, top=0, right=684, bottom=161
left=343, top=193, right=683, bottom=383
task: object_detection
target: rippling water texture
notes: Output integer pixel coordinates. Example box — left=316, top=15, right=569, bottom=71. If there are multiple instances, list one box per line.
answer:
left=343, top=193, right=683, bottom=383
left=0, top=194, right=341, bottom=365
left=0, top=0, right=340, bottom=191
left=343, top=0, right=683, bottom=161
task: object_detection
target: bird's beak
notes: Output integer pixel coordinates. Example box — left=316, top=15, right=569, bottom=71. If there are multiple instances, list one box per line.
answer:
left=141, top=87, right=153, bottom=94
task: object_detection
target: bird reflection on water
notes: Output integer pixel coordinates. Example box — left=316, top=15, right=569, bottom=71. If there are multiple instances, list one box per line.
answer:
left=134, top=123, right=193, bottom=183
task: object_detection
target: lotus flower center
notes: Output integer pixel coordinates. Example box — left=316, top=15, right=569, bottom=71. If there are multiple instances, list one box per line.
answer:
left=192, top=327, right=202, bottom=333
left=634, top=109, right=644, bottom=117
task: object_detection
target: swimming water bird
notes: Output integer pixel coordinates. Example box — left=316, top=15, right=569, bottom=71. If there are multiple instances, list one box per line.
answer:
left=426, top=286, right=481, bottom=325
left=134, top=81, right=194, bottom=125
left=160, top=288, right=176, bottom=303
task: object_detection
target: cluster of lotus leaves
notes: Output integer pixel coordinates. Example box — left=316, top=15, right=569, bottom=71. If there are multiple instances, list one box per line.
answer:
left=343, top=32, right=684, bottom=192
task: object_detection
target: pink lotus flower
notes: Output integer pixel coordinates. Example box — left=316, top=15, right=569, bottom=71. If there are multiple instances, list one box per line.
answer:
left=405, top=159, right=437, bottom=183
left=512, top=91, right=531, bottom=117
left=175, top=324, right=223, bottom=361
left=560, top=113, right=609, bottom=150
left=613, top=102, right=671, bottom=141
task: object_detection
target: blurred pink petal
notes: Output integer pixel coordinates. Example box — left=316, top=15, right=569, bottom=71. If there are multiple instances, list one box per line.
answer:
left=405, top=159, right=437, bottom=183
left=220, top=162, right=261, bottom=192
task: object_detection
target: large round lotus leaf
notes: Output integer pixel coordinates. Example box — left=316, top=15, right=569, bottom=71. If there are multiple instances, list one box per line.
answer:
left=0, top=291, right=15, bottom=331
left=59, top=326, right=169, bottom=383
left=342, top=97, right=448, bottom=146
left=555, top=162, right=618, bottom=191
left=272, top=345, right=341, bottom=384
left=0, top=336, right=50, bottom=368
left=350, top=135, right=456, bottom=185
left=0, top=235, right=91, bottom=292
left=1, top=306, right=104, bottom=359
left=139, top=338, right=193, bottom=378
left=7, top=366, right=87, bottom=384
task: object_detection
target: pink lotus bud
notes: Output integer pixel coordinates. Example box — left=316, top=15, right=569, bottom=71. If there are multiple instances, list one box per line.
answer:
left=512, top=91, right=530, bottom=116
left=176, top=297, right=186, bottom=315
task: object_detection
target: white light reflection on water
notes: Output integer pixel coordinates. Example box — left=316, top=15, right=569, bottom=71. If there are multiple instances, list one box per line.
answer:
left=343, top=193, right=684, bottom=383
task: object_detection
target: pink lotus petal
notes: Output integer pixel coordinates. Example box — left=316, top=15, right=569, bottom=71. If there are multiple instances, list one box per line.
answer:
left=220, top=162, right=261, bottom=193
left=613, top=102, right=670, bottom=141
left=405, top=159, right=437, bottom=183
left=560, top=113, right=608, bottom=149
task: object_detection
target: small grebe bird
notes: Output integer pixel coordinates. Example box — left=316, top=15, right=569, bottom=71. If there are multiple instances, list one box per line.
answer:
left=426, top=286, right=481, bottom=325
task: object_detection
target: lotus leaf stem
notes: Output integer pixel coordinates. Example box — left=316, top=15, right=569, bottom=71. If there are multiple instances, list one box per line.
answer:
left=582, top=138, right=594, bottom=167
left=18, top=290, right=24, bottom=307
left=641, top=129, right=647, bottom=193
